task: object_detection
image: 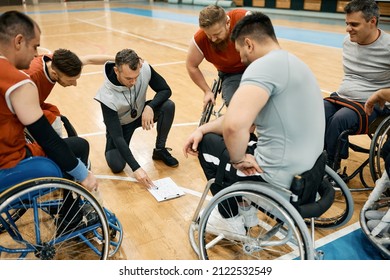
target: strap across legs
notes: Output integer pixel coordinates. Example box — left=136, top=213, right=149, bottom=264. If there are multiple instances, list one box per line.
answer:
left=324, top=95, right=369, bottom=134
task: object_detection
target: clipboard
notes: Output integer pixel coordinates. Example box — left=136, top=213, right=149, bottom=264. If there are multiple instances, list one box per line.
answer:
left=148, top=177, right=185, bottom=202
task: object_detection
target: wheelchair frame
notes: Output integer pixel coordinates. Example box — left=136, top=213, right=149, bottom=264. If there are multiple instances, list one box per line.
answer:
left=199, top=77, right=224, bottom=126
left=188, top=165, right=354, bottom=260
left=334, top=115, right=390, bottom=191
left=369, top=115, right=390, bottom=183
left=360, top=194, right=390, bottom=259
left=357, top=116, right=390, bottom=259
left=0, top=176, right=123, bottom=260
left=0, top=116, right=123, bottom=259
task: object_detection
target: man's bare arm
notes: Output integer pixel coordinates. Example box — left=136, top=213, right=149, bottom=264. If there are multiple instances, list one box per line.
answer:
left=80, top=54, right=115, bottom=66
left=223, top=84, right=269, bottom=163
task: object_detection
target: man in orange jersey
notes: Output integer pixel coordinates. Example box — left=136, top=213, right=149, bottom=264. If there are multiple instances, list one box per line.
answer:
left=0, top=10, right=98, bottom=192
left=186, top=5, right=250, bottom=108
left=0, top=11, right=102, bottom=234
left=24, top=48, right=113, bottom=136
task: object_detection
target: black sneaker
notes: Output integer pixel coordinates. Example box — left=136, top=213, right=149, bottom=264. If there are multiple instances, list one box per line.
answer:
left=152, top=148, right=179, bottom=167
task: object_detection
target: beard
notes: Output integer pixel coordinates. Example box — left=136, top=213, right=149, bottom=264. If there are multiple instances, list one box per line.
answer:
left=210, top=38, right=229, bottom=52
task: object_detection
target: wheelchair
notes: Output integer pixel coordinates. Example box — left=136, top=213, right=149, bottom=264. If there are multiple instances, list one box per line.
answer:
left=1, top=115, right=123, bottom=259
left=25, top=115, right=78, bottom=143
left=199, top=77, right=224, bottom=126
left=368, top=115, right=390, bottom=183
left=0, top=156, right=123, bottom=260
left=360, top=190, right=390, bottom=259
left=188, top=152, right=354, bottom=260
left=333, top=114, right=390, bottom=191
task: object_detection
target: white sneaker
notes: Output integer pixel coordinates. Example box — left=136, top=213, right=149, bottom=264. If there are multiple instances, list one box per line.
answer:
left=206, top=209, right=246, bottom=241
left=238, top=205, right=259, bottom=228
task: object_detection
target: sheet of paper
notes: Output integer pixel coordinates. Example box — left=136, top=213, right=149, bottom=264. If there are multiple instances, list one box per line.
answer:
left=148, top=177, right=185, bottom=202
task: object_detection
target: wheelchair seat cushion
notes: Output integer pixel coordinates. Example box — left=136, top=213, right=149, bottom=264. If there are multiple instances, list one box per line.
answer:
left=0, top=157, right=62, bottom=193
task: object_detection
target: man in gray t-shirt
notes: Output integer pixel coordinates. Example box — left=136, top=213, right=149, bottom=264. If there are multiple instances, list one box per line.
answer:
left=183, top=12, right=324, bottom=231
left=324, top=0, right=390, bottom=171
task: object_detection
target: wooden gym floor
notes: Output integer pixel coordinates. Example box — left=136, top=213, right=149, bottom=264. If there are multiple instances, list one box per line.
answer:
left=1, top=0, right=389, bottom=259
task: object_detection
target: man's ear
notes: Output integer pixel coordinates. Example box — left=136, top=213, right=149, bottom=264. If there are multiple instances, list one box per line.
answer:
left=51, top=68, right=59, bottom=80
left=226, top=16, right=231, bottom=28
left=244, top=37, right=254, bottom=52
left=370, top=16, right=377, bottom=26
left=114, top=65, right=119, bottom=75
left=14, top=34, right=24, bottom=50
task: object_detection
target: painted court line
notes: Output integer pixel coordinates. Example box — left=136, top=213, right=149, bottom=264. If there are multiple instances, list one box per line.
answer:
left=76, top=18, right=188, bottom=53
left=95, top=173, right=210, bottom=199
left=314, top=222, right=361, bottom=248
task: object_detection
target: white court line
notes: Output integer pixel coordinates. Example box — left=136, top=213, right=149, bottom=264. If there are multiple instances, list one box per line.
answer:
left=81, top=61, right=186, bottom=77
left=42, top=30, right=107, bottom=38
left=280, top=38, right=341, bottom=50
left=322, top=89, right=332, bottom=95
left=152, top=61, right=186, bottom=67
left=95, top=174, right=137, bottom=182
left=96, top=173, right=210, bottom=200
left=314, top=222, right=361, bottom=248
left=78, top=122, right=198, bottom=138
left=75, top=18, right=188, bottom=53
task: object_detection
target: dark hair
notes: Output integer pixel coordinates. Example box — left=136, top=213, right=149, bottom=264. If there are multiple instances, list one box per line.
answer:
left=198, top=5, right=226, bottom=29
left=115, top=49, right=141, bottom=71
left=344, top=0, right=379, bottom=25
left=0, top=10, right=39, bottom=44
left=52, top=48, right=82, bottom=77
left=231, top=12, right=277, bottom=44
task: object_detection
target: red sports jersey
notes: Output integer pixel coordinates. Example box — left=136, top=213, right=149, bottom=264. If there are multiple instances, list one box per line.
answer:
left=193, top=9, right=247, bottom=74
left=24, top=55, right=60, bottom=124
left=0, top=58, right=45, bottom=169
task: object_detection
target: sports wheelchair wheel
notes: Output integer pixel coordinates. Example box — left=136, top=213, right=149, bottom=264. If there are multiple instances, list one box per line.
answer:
left=198, top=182, right=315, bottom=260
left=0, top=178, right=110, bottom=260
left=311, top=166, right=354, bottom=229
left=369, top=115, right=390, bottom=183
left=105, top=207, right=123, bottom=257
left=360, top=198, right=390, bottom=259
left=188, top=179, right=214, bottom=257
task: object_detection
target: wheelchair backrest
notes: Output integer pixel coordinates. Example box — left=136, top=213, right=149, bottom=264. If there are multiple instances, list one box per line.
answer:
left=0, top=157, right=62, bottom=193
left=290, top=151, right=335, bottom=218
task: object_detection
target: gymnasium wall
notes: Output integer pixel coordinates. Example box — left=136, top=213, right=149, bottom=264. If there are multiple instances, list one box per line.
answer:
left=233, top=0, right=390, bottom=17
left=2, top=0, right=390, bottom=18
